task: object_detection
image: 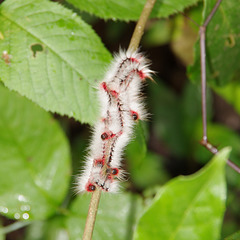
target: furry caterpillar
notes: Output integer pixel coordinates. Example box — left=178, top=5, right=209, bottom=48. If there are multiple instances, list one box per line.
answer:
left=77, top=50, right=152, bottom=193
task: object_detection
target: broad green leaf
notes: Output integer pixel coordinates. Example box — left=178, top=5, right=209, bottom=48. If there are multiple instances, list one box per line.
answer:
left=25, top=193, right=143, bottom=240
left=66, top=0, right=200, bottom=21
left=0, top=85, right=71, bottom=220
left=225, top=231, right=240, bottom=240
left=25, top=217, right=68, bottom=240
left=188, top=0, right=240, bottom=86
left=67, top=193, right=143, bottom=240
left=0, top=0, right=112, bottom=124
left=134, top=148, right=230, bottom=240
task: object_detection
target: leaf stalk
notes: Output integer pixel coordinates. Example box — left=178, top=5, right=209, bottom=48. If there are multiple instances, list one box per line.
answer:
left=199, top=0, right=240, bottom=173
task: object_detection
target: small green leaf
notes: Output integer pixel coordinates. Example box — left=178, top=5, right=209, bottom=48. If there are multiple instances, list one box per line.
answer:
left=66, top=0, right=200, bottom=21
left=0, top=0, right=112, bottom=124
left=188, top=0, right=240, bottom=86
left=67, top=193, right=143, bottom=240
left=134, top=148, right=230, bottom=240
left=0, top=85, right=71, bottom=220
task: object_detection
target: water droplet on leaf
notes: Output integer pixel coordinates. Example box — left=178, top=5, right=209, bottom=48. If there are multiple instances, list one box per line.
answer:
left=14, top=213, right=20, bottom=219
left=22, top=213, right=29, bottom=220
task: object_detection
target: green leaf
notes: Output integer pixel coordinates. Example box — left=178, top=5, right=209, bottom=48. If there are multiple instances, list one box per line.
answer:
left=225, top=231, right=240, bottom=240
left=0, top=85, right=71, bottom=220
left=25, top=217, right=68, bottom=240
left=66, top=0, right=200, bottom=21
left=67, top=193, right=143, bottom=240
left=0, top=0, right=112, bottom=124
left=25, top=193, right=143, bottom=240
left=134, top=147, right=230, bottom=240
left=188, top=0, right=240, bottom=86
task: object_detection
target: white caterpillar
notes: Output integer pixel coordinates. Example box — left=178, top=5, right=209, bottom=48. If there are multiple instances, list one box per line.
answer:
left=77, top=50, right=152, bottom=193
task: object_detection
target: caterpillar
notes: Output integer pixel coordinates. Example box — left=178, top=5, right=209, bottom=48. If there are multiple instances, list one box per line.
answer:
left=77, top=49, right=152, bottom=193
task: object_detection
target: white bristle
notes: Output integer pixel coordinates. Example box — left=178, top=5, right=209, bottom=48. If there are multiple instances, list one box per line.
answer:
left=77, top=49, right=152, bottom=193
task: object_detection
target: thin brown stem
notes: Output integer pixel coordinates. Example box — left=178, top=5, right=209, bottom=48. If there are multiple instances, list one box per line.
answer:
left=83, top=187, right=102, bottom=240
left=82, top=0, right=156, bottom=239
left=199, top=0, right=240, bottom=173
left=203, top=0, right=222, bottom=27
left=227, top=159, right=240, bottom=174
left=200, top=0, right=223, bottom=142
left=200, top=140, right=240, bottom=173
left=128, top=0, right=156, bottom=52
left=200, top=26, right=207, bottom=143
left=200, top=0, right=222, bottom=143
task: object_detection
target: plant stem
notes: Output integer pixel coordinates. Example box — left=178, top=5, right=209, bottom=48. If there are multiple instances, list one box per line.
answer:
left=203, top=0, right=222, bottom=27
left=128, top=0, right=156, bottom=52
left=82, top=1, right=156, bottom=239
left=199, top=0, right=240, bottom=173
left=200, top=0, right=222, bottom=143
left=82, top=187, right=101, bottom=240
left=200, top=25, right=207, bottom=143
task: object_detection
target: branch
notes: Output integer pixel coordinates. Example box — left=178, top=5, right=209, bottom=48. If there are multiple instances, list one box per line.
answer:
left=199, top=0, right=240, bottom=173
left=200, top=140, right=240, bottom=174
left=82, top=187, right=101, bottom=240
left=128, top=0, right=156, bottom=52
left=82, top=1, right=156, bottom=239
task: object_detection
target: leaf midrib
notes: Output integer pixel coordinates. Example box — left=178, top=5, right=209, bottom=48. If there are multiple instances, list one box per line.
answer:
left=1, top=6, right=87, bottom=79
left=169, top=171, right=220, bottom=240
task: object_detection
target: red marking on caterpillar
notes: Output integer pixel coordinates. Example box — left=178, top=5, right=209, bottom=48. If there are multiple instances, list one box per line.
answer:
left=101, top=131, right=116, bottom=140
left=110, top=90, right=119, bottom=98
left=107, top=174, right=113, bottom=180
left=111, top=168, right=119, bottom=175
left=130, top=110, right=139, bottom=120
left=137, top=70, right=146, bottom=80
left=86, top=183, right=96, bottom=192
left=130, top=57, right=139, bottom=63
left=76, top=49, right=152, bottom=193
left=101, top=82, right=108, bottom=91
left=101, top=132, right=109, bottom=140
left=94, top=158, right=105, bottom=167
